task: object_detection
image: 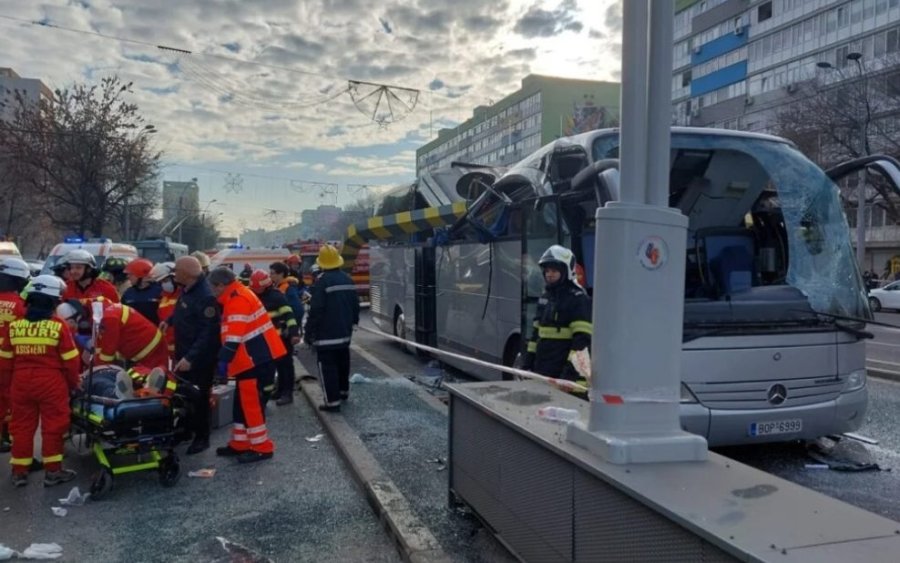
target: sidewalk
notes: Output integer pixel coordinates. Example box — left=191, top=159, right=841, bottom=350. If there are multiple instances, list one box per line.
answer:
left=295, top=347, right=516, bottom=563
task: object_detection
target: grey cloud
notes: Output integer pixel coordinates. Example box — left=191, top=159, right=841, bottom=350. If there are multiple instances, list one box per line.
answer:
left=506, top=48, right=537, bottom=60
left=605, top=2, right=623, bottom=32
left=589, top=28, right=605, bottom=39
left=385, top=6, right=450, bottom=34
left=514, top=0, right=584, bottom=38
left=463, top=15, right=501, bottom=33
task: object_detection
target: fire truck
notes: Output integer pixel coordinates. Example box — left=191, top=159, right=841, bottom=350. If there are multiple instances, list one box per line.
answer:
left=285, top=239, right=370, bottom=303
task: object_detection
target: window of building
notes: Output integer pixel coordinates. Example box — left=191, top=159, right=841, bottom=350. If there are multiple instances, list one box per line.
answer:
left=851, top=0, right=862, bottom=23
left=876, top=31, right=887, bottom=57
left=682, top=70, right=692, bottom=87
left=836, top=44, right=849, bottom=67
left=864, top=0, right=875, bottom=20
left=888, top=29, right=899, bottom=53
left=758, top=1, right=773, bottom=22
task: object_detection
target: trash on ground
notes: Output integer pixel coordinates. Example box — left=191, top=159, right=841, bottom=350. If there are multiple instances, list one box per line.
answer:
left=305, top=434, right=325, bottom=442
left=426, top=457, right=446, bottom=465
left=436, top=464, right=447, bottom=472
left=2, top=507, right=8, bottom=511
left=536, top=406, right=580, bottom=423
left=0, top=544, right=14, bottom=560
left=804, top=464, right=829, bottom=470
left=59, top=486, right=89, bottom=506
left=806, top=448, right=884, bottom=472
left=188, top=468, right=217, bottom=478
left=21, top=543, right=63, bottom=560
left=842, top=432, right=879, bottom=445
left=350, top=373, right=371, bottom=383
left=215, top=537, right=273, bottom=563
left=50, top=507, right=67, bottom=517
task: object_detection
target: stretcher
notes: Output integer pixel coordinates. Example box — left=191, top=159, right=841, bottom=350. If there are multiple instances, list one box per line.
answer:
left=70, top=368, right=191, bottom=500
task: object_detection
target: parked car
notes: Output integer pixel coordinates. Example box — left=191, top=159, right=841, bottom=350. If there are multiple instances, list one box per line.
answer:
left=868, top=281, right=900, bottom=312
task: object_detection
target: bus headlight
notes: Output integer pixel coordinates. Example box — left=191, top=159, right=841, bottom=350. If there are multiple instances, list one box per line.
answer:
left=844, top=369, right=867, bottom=393
left=680, top=383, right=699, bottom=404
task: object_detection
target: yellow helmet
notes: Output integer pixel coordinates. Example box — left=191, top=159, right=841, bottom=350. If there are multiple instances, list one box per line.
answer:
left=316, top=244, right=344, bottom=270
left=191, top=250, right=211, bottom=268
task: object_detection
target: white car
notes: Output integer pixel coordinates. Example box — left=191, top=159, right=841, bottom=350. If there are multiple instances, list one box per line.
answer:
left=868, top=281, right=900, bottom=312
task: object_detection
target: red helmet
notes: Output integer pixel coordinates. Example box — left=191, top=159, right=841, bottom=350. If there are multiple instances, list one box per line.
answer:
left=286, top=254, right=301, bottom=266
left=124, top=258, right=153, bottom=279
left=248, top=269, right=273, bottom=293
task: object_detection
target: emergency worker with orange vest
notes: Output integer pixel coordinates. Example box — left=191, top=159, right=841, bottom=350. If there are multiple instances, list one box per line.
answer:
left=0, top=258, right=30, bottom=453
left=249, top=270, right=300, bottom=406
left=209, top=267, right=286, bottom=464
left=0, top=275, right=81, bottom=487
left=149, top=262, right=179, bottom=358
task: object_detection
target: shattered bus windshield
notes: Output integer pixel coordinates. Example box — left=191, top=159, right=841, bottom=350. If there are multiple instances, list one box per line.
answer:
left=592, top=132, right=868, bottom=320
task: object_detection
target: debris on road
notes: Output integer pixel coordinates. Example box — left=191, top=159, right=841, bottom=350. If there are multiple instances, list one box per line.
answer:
left=50, top=507, right=67, bottom=517
left=188, top=468, right=217, bottom=478
left=21, top=543, right=63, bottom=560
left=804, top=464, right=829, bottom=470
left=215, top=536, right=272, bottom=563
left=59, top=487, right=89, bottom=506
left=350, top=373, right=372, bottom=383
left=843, top=432, right=880, bottom=445
left=305, top=434, right=325, bottom=442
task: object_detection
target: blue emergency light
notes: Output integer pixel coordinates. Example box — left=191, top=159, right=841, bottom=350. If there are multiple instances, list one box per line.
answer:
left=64, top=236, right=84, bottom=243
left=228, top=243, right=244, bottom=249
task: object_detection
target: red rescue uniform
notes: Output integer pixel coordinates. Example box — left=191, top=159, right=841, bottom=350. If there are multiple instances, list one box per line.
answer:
left=0, top=316, right=80, bottom=475
left=0, top=291, right=26, bottom=442
left=96, top=303, right=169, bottom=371
left=157, top=288, right=180, bottom=357
left=63, top=278, right=120, bottom=308
left=218, top=281, right=286, bottom=454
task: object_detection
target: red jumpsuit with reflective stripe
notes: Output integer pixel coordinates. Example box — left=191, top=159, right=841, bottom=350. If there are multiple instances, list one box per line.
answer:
left=217, top=281, right=286, bottom=454
left=96, top=303, right=169, bottom=371
left=0, top=292, right=25, bottom=441
left=0, top=316, right=80, bottom=474
left=63, top=277, right=120, bottom=306
left=157, top=288, right=180, bottom=357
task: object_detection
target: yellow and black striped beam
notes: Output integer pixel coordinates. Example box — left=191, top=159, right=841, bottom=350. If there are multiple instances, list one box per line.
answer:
left=341, top=201, right=468, bottom=269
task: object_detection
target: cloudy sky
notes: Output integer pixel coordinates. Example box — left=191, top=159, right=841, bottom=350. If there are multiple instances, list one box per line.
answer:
left=0, top=0, right=623, bottom=235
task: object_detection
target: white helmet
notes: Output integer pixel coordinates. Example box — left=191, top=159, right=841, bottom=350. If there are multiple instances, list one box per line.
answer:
left=62, top=249, right=97, bottom=268
left=27, top=274, right=66, bottom=299
left=0, top=257, right=31, bottom=280
left=149, top=261, right=175, bottom=283
left=538, top=244, right=576, bottom=283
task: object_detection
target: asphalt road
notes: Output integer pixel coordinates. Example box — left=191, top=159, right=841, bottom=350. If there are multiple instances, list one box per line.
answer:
left=0, top=386, right=401, bottom=563
left=351, top=312, right=900, bottom=524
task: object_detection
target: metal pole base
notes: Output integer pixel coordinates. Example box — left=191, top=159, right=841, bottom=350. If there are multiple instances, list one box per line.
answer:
left=566, top=422, right=708, bottom=464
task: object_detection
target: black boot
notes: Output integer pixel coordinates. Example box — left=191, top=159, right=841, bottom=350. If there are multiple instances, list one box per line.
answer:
left=186, top=438, right=210, bottom=455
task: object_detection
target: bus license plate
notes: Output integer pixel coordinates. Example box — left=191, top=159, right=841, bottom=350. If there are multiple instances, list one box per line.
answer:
left=749, top=419, right=802, bottom=437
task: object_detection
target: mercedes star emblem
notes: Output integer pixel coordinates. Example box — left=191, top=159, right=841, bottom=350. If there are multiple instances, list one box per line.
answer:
left=767, top=384, right=788, bottom=405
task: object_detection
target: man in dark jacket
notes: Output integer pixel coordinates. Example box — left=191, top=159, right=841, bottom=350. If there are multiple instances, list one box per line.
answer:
left=171, top=256, right=221, bottom=454
left=521, top=245, right=592, bottom=382
left=304, top=245, right=360, bottom=412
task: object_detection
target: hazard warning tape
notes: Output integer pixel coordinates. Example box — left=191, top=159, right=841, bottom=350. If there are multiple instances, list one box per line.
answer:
left=340, top=201, right=469, bottom=270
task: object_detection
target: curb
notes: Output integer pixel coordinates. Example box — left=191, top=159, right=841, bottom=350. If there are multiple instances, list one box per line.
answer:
left=866, top=364, right=900, bottom=384
left=293, top=358, right=453, bottom=563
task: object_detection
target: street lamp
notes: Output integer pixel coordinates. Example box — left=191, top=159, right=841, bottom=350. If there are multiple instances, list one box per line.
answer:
left=817, top=52, right=869, bottom=269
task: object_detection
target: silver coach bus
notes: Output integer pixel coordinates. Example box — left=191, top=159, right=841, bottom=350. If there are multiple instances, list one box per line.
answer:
left=369, top=127, right=900, bottom=446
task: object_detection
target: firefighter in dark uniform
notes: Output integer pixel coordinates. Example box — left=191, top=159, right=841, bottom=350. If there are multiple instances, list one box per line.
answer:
left=521, top=245, right=592, bottom=382
left=170, top=256, right=221, bottom=455
left=249, top=270, right=300, bottom=406
left=304, top=245, right=360, bottom=412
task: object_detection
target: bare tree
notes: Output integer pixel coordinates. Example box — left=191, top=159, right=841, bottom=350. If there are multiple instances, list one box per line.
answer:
left=0, top=76, right=161, bottom=238
left=772, top=64, right=900, bottom=222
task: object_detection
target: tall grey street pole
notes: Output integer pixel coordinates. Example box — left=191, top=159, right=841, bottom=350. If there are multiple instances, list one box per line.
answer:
left=566, top=0, right=707, bottom=464
left=851, top=53, right=867, bottom=270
